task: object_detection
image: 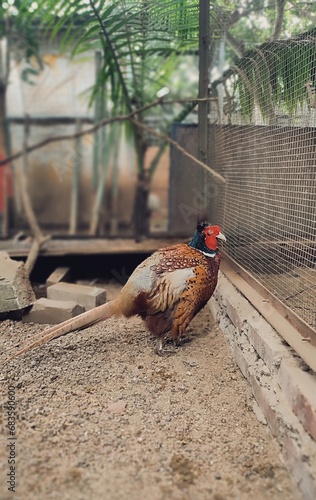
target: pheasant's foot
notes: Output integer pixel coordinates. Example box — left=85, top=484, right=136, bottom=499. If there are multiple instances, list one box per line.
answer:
left=170, top=336, right=193, bottom=349
left=154, top=338, right=178, bottom=356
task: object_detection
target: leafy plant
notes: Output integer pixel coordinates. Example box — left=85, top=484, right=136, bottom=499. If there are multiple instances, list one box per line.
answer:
left=233, top=29, right=316, bottom=122
left=23, top=0, right=201, bottom=237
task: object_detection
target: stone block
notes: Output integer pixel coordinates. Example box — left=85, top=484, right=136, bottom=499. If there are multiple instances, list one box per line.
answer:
left=278, top=358, right=316, bottom=442
left=215, top=274, right=254, bottom=334
left=282, top=434, right=316, bottom=500
left=247, top=316, right=290, bottom=373
left=47, top=282, right=106, bottom=310
left=46, top=267, right=71, bottom=288
left=23, top=298, right=85, bottom=324
left=0, top=252, right=35, bottom=312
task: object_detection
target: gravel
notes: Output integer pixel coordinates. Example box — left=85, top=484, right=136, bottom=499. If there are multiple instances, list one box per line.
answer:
left=0, top=283, right=302, bottom=500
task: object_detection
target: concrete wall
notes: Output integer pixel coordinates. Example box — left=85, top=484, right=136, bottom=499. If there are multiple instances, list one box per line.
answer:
left=6, top=41, right=170, bottom=233
left=210, top=272, right=316, bottom=499
left=6, top=41, right=138, bottom=231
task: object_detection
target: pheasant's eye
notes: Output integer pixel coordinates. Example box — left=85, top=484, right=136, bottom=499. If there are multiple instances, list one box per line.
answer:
left=207, top=230, right=213, bottom=236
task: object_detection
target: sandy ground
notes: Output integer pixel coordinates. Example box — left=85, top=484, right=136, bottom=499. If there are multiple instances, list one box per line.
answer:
left=0, top=282, right=302, bottom=500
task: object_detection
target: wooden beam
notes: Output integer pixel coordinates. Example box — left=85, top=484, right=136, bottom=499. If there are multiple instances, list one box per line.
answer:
left=0, top=237, right=181, bottom=258
left=7, top=116, right=94, bottom=126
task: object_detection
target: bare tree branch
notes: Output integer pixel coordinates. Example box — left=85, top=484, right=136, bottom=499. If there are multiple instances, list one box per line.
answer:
left=212, top=1, right=269, bottom=59
left=225, top=31, right=245, bottom=58
left=305, top=81, right=316, bottom=108
left=131, top=118, right=226, bottom=185
left=287, top=0, right=316, bottom=24
left=0, top=97, right=208, bottom=166
left=271, top=0, right=287, bottom=41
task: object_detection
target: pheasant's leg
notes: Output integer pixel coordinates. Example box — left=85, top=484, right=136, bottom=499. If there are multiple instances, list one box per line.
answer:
left=155, top=337, right=163, bottom=354
left=154, top=336, right=178, bottom=356
left=173, top=338, right=180, bottom=348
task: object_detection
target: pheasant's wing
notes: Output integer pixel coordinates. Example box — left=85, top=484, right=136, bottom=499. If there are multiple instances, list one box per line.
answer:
left=127, top=244, right=211, bottom=315
left=148, top=244, right=220, bottom=338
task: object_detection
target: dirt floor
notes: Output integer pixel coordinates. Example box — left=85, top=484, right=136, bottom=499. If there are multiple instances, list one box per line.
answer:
left=0, top=282, right=303, bottom=500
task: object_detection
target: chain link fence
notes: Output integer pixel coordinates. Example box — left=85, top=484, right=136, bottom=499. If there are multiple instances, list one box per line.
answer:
left=208, top=30, right=316, bottom=331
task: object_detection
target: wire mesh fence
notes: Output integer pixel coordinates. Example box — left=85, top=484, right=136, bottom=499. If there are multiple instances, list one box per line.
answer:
left=207, top=30, right=316, bottom=331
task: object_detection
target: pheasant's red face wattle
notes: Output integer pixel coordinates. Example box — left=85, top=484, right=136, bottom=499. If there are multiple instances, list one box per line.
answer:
left=203, top=225, right=225, bottom=251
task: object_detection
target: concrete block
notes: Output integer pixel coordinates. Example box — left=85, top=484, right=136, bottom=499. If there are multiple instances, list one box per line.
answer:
left=215, top=274, right=254, bottom=334
left=0, top=252, right=35, bottom=312
left=231, top=344, right=251, bottom=380
left=247, top=316, right=290, bottom=373
left=249, top=372, right=282, bottom=439
left=282, top=435, right=316, bottom=500
left=46, top=266, right=71, bottom=288
left=278, top=358, right=316, bottom=442
left=47, top=282, right=106, bottom=310
left=23, top=298, right=85, bottom=324
left=225, top=299, right=243, bottom=332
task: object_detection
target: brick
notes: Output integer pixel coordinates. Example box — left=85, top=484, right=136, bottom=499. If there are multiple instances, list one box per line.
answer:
left=47, top=282, right=106, bottom=311
left=247, top=316, right=290, bottom=373
left=216, top=275, right=254, bottom=334
left=225, top=299, right=243, bottom=332
left=46, top=266, right=71, bottom=288
left=278, top=358, right=316, bottom=442
left=23, top=298, right=85, bottom=324
left=0, top=252, right=35, bottom=312
left=231, top=344, right=251, bottom=380
left=249, top=372, right=281, bottom=439
left=282, top=435, right=316, bottom=500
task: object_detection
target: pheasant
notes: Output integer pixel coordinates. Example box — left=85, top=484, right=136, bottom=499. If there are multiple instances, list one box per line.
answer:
left=3, top=223, right=225, bottom=363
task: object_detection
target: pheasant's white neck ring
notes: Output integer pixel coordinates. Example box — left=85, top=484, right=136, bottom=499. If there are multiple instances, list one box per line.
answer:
left=197, top=249, right=218, bottom=258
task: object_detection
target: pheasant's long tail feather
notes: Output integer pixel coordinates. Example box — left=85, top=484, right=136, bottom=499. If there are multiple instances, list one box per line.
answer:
left=2, top=300, right=119, bottom=365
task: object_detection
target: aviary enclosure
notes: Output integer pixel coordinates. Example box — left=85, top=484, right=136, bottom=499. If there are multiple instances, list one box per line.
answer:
left=169, top=28, right=316, bottom=367
left=0, top=1, right=316, bottom=498
left=0, top=3, right=315, bottom=362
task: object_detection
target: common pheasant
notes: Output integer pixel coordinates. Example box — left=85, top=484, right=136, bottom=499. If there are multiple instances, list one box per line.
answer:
left=3, top=223, right=225, bottom=362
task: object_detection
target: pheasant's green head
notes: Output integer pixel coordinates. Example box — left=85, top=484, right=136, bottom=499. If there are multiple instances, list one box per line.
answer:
left=189, top=222, right=226, bottom=255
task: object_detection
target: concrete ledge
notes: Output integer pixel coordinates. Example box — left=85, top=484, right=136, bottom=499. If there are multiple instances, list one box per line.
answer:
left=211, top=272, right=316, bottom=499
left=47, top=282, right=106, bottom=310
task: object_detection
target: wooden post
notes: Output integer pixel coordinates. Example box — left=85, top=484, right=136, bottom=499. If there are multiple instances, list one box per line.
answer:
left=198, top=0, right=210, bottom=221
left=69, top=119, right=82, bottom=235
left=18, top=116, right=50, bottom=274
left=92, top=50, right=102, bottom=190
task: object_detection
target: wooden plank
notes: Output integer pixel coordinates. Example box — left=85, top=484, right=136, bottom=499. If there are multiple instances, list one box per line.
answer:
left=7, top=116, right=94, bottom=125
left=0, top=237, right=182, bottom=258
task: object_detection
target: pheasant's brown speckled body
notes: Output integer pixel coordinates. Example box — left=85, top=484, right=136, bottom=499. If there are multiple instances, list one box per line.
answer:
left=3, top=223, right=225, bottom=362
left=120, top=243, right=221, bottom=344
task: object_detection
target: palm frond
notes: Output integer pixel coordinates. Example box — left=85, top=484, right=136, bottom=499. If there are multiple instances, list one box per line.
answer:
left=233, top=32, right=316, bottom=120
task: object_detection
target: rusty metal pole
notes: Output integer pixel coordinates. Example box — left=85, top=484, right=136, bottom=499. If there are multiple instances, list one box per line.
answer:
left=198, top=0, right=210, bottom=222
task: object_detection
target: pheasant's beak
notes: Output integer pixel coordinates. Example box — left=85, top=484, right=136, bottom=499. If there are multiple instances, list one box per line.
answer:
left=216, top=232, right=226, bottom=242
